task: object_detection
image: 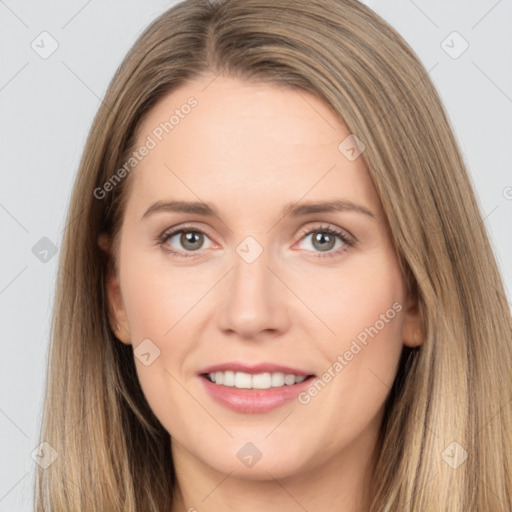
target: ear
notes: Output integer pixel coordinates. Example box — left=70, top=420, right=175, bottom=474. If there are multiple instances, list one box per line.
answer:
left=401, top=291, right=423, bottom=348
left=98, top=233, right=132, bottom=345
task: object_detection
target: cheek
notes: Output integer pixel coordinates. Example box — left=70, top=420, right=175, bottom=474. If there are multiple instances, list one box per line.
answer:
left=120, top=243, right=204, bottom=345
left=118, top=249, right=210, bottom=431
left=301, top=248, right=405, bottom=355
left=302, top=252, right=406, bottom=430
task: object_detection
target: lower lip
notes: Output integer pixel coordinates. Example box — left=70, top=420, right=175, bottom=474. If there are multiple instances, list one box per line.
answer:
left=199, top=375, right=315, bottom=413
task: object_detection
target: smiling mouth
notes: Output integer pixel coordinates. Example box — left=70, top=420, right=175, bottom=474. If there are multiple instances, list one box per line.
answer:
left=202, top=371, right=315, bottom=390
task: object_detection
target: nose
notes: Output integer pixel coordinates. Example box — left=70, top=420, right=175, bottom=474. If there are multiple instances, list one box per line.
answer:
left=216, top=244, right=291, bottom=340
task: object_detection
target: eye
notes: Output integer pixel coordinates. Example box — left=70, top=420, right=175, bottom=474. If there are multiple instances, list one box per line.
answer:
left=157, top=223, right=355, bottom=259
left=158, top=225, right=214, bottom=258
left=295, top=224, right=355, bottom=258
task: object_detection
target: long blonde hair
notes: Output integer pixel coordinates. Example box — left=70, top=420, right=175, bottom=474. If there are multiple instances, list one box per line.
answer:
left=35, top=0, right=512, bottom=510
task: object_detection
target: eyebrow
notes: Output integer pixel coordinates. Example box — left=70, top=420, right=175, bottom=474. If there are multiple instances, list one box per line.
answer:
left=141, top=199, right=376, bottom=222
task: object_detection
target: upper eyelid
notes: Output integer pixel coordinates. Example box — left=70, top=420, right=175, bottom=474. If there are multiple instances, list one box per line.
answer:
left=297, top=223, right=354, bottom=241
left=161, top=223, right=217, bottom=245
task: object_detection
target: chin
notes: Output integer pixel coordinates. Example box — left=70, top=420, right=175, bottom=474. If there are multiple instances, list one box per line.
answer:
left=195, top=438, right=312, bottom=480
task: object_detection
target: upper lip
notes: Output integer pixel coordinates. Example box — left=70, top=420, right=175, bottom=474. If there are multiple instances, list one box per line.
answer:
left=199, top=362, right=314, bottom=377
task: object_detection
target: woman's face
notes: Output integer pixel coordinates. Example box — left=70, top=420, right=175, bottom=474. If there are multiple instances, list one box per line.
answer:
left=104, top=75, right=421, bottom=481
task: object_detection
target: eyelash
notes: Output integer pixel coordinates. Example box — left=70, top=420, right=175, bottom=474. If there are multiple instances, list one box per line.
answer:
left=157, top=223, right=356, bottom=259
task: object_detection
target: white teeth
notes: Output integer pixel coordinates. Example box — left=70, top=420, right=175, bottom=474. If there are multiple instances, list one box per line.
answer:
left=235, top=372, right=252, bottom=389
left=252, top=372, right=271, bottom=389
left=223, top=371, right=236, bottom=386
left=284, top=374, right=296, bottom=385
left=206, top=371, right=308, bottom=389
left=271, top=372, right=285, bottom=387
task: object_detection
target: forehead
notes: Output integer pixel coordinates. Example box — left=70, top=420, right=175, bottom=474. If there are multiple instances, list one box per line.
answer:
left=127, top=75, right=380, bottom=221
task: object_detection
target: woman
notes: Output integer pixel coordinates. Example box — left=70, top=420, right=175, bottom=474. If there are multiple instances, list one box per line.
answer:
left=35, top=0, right=512, bottom=510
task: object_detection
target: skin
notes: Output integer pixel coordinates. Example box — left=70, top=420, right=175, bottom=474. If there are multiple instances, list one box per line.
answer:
left=101, top=74, right=422, bottom=512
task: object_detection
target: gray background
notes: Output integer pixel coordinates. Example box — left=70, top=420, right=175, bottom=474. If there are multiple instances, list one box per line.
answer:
left=1, top=1, right=511, bottom=509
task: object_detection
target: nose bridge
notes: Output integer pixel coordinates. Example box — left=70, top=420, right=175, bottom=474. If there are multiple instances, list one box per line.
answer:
left=232, top=237, right=270, bottom=294
left=216, top=234, right=289, bottom=337
left=230, top=236, right=274, bottom=312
